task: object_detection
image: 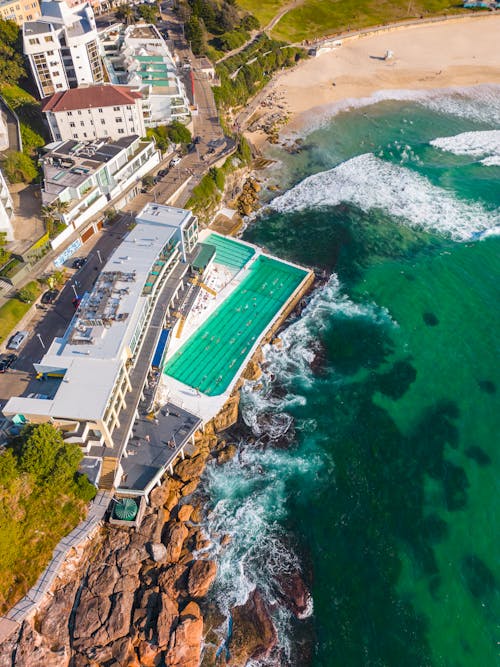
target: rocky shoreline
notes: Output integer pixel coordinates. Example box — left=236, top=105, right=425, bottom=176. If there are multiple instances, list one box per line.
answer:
left=0, top=335, right=313, bottom=666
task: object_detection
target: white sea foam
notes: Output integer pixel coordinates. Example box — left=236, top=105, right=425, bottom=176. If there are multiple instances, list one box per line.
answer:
left=269, top=153, right=499, bottom=240
left=284, top=85, right=500, bottom=138
left=430, top=130, right=500, bottom=165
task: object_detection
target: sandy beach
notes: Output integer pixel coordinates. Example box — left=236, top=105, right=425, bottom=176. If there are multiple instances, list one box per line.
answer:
left=244, top=14, right=500, bottom=145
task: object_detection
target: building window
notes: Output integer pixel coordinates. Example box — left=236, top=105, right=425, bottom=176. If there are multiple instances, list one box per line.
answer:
left=69, top=122, right=75, bottom=127
left=113, top=106, right=120, bottom=111
left=73, top=134, right=78, bottom=139
left=101, top=119, right=105, bottom=125
left=80, top=121, right=85, bottom=127
left=115, top=117, right=122, bottom=123
left=67, top=111, right=72, bottom=116
left=77, top=110, right=82, bottom=115
left=44, top=36, right=53, bottom=42
left=98, top=108, right=103, bottom=113
left=117, top=129, right=124, bottom=134
left=56, top=84, right=63, bottom=89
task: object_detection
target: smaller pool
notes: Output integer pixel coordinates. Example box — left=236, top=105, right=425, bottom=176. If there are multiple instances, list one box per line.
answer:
left=205, top=233, right=255, bottom=272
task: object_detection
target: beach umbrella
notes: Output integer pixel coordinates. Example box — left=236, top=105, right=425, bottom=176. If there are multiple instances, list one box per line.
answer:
left=114, top=498, right=138, bottom=521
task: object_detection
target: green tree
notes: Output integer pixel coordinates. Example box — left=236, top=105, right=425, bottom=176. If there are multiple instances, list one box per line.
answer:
left=138, top=3, right=158, bottom=22
left=167, top=120, right=192, bottom=145
left=1, top=151, right=37, bottom=183
left=19, top=423, right=82, bottom=485
left=116, top=5, right=135, bottom=24
left=184, top=15, right=206, bottom=55
left=0, top=18, right=19, bottom=46
left=17, top=281, right=39, bottom=303
left=0, top=43, right=24, bottom=85
left=0, top=449, right=17, bottom=487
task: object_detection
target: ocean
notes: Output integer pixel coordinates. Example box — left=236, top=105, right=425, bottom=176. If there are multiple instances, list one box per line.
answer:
left=202, top=86, right=500, bottom=666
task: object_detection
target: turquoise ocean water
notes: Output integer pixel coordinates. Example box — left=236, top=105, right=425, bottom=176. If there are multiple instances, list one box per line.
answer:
left=203, top=86, right=500, bottom=666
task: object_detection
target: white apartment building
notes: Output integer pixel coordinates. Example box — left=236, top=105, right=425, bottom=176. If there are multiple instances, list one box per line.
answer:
left=42, top=84, right=146, bottom=143
left=23, top=0, right=104, bottom=99
left=100, top=23, right=190, bottom=128
left=0, top=169, right=15, bottom=241
left=3, top=205, right=200, bottom=491
left=40, top=134, right=160, bottom=244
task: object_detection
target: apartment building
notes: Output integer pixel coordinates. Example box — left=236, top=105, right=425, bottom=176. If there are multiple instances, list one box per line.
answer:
left=3, top=205, right=200, bottom=489
left=100, top=23, right=190, bottom=128
left=23, top=0, right=104, bottom=99
left=0, top=0, right=40, bottom=25
left=0, top=169, right=15, bottom=241
left=42, top=84, right=146, bottom=143
left=40, top=134, right=160, bottom=242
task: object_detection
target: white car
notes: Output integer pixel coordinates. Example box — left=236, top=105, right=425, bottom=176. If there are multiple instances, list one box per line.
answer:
left=169, top=156, right=181, bottom=167
left=7, top=330, right=29, bottom=350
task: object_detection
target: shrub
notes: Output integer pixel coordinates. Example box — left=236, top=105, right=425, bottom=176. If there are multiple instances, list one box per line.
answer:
left=167, top=120, right=192, bottom=145
left=1, top=151, right=37, bottom=183
left=17, top=280, right=39, bottom=304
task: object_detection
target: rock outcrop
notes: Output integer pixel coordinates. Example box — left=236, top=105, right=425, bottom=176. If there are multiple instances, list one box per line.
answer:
left=187, top=560, right=217, bottom=598
left=229, top=589, right=278, bottom=666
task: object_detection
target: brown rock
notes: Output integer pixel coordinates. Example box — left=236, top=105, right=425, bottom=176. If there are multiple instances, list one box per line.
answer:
left=165, top=491, right=180, bottom=512
left=137, top=640, right=162, bottom=667
left=229, top=590, right=277, bottom=666
left=216, top=444, right=237, bottom=464
left=174, top=455, right=206, bottom=482
left=163, top=522, right=189, bottom=563
left=242, top=359, right=262, bottom=381
left=177, top=504, right=193, bottom=522
left=91, top=589, right=135, bottom=646
left=180, top=479, right=200, bottom=497
left=8, top=622, right=68, bottom=667
left=73, top=592, right=111, bottom=640
left=188, top=560, right=217, bottom=598
left=158, top=562, right=188, bottom=599
left=212, top=394, right=239, bottom=431
left=190, top=504, right=203, bottom=523
left=38, top=580, right=78, bottom=649
left=156, top=593, right=178, bottom=648
left=220, top=533, right=232, bottom=547
left=165, top=604, right=203, bottom=667
left=149, top=484, right=170, bottom=507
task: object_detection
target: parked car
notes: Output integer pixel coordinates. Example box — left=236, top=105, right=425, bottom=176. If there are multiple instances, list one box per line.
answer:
left=0, top=354, right=16, bottom=373
left=169, top=156, right=181, bottom=167
left=27, top=393, right=49, bottom=400
left=7, top=331, right=29, bottom=350
left=72, top=257, right=87, bottom=270
left=41, top=289, right=59, bottom=305
left=158, top=169, right=169, bottom=178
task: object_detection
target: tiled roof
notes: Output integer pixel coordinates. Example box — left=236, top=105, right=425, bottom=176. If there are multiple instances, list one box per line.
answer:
left=42, top=85, right=142, bottom=112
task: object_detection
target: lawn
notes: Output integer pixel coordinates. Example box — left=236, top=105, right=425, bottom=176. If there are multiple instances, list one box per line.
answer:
left=0, top=280, right=40, bottom=343
left=239, top=0, right=465, bottom=43
left=237, top=0, right=289, bottom=27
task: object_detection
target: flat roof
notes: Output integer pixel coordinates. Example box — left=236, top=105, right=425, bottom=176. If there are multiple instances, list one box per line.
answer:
left=4, top=204, right=195, bottom=422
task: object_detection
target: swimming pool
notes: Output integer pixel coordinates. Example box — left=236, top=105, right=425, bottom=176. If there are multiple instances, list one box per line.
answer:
left=205, top=233, right=255, bottom=272
left=164, top=255, right=307, bottom=395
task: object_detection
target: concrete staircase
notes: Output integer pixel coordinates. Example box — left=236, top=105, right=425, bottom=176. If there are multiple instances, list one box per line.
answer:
left=99, top=457, right=118, bottom=490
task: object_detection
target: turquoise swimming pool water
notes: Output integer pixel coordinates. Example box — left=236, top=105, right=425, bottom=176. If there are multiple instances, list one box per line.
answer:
left=164, top=255, right=308, bottom=395
left=205, top=233, right=255, bottom=271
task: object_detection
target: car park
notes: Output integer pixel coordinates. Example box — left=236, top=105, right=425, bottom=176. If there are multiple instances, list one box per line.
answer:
left=7, top=331, right=29, bottom=350
left=41, top=289, right=59, bottom=305
left=0, top=354, right=16, bottom=373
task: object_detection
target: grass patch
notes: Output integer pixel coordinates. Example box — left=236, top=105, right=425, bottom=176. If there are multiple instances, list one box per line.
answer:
left=237, top=0, right=288, bottom=26
left=0, top=83, right=48, bottom=154
left=0, top=424, right=96, bottom=614
left=0, top=280, right=40, bottom=343
left=271, top=0, right=465, bottom=42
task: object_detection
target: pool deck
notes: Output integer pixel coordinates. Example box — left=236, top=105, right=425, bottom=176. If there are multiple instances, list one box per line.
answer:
left=162, top=230, right=314, bottom=422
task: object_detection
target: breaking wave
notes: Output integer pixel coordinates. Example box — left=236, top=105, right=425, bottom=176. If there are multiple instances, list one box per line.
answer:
left=269, top=153, right=499, bottom=240
left=203, top=277, right=393, bottom=663
left=430, top=130, right=500, bottom=164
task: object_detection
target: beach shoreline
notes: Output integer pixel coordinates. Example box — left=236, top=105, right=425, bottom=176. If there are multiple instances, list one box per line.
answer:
left=244, top=14, right=500, bottom=148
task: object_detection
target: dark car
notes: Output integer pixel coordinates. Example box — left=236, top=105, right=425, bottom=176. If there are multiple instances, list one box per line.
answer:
left=41, top=289, right=59, bottom=305
left=158, top=169, right=168, bottom=178
left=72, top=257, right=87, bottom=269
left=0, top=354, right=16, bottom=373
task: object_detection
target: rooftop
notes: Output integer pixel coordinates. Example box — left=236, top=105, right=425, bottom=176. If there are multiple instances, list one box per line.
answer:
left=4, top=204, right=193, bottom=423
left=42, top=85, right=142, bottom=112
left=41, top=135, right=140, bottom=193
left=24, top=21, right=52, bottom=36
left=128, top=25, right=162, bottom=41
